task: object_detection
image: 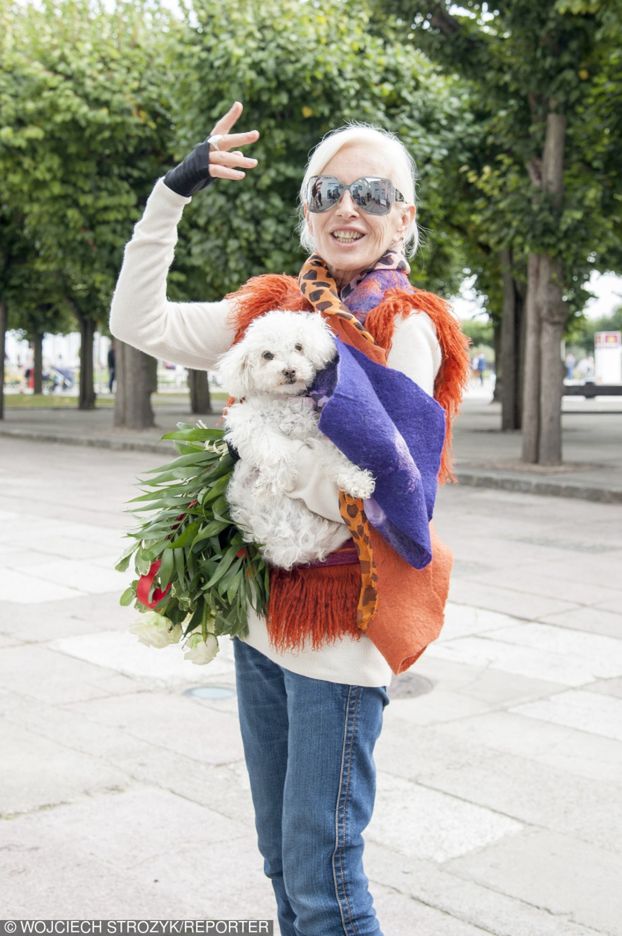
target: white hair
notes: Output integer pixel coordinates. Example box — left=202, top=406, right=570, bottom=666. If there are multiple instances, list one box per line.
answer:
left=297, top=122, right=419, bottom=258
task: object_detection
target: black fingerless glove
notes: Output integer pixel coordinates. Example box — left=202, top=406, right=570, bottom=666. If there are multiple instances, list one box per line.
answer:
left=163, top=139, right=214, bottom=198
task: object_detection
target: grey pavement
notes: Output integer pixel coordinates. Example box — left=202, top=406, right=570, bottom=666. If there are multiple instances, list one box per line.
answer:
left=1, top=383, right=621, bottom=502
left=1, top=436, right=621, bottom=933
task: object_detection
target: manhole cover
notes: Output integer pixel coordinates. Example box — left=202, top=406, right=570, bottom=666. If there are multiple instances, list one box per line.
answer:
left=184, top=685, right=236, bottom=700
left=389, top=673, right=434, bottom=699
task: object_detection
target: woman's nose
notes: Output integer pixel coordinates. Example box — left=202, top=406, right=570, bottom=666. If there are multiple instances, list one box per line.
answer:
left=336, top=190, right=358, bottom=216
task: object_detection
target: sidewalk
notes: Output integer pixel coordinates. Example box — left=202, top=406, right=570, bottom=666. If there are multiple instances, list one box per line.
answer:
left=2, top=436, right=622, bottom=931
left=1, top=388, right=621, bottom=502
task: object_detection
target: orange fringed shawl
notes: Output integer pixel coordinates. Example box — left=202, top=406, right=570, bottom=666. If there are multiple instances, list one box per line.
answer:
left=224, top=268, right=470, bottom=674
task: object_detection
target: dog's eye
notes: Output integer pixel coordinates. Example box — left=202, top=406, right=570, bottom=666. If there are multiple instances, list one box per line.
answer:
left=294, top=343, right=303, bottom=352
left=262, top=351, right=274, bottom=361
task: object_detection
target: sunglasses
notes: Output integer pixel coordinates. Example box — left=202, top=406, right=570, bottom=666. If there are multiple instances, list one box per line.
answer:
left=307, top=175, right=405, bottom=216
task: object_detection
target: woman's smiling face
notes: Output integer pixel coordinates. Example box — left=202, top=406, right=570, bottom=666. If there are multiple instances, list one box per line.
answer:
left=303, top=143, right=415, bottom=288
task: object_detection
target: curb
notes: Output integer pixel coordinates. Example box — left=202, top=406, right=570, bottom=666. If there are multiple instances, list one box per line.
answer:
left=455, top=469, right=622, bottom=504
left=2, top=426, right=621, bottom=504
left=0, top=427, right=172, bottom=455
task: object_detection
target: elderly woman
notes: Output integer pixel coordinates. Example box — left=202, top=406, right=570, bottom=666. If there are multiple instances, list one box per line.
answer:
left=110, top=101, right=468, bottom=936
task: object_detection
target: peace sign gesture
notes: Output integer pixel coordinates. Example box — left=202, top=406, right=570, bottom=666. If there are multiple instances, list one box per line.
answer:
left=163, top=101, right=260, bottom=197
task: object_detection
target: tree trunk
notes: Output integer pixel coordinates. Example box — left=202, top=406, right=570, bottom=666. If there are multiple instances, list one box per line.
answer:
left=492, top=316, right=502, bottom=403
left=515, top=285, right=526, bottom=429
left=0, top=300, right=6, bottom=420
left=78, top=316, right=97, bottom=410
left=521, top=253, right=542, bottom=463
left=537, top=111, right=567, bottom=466
left=188, top=369, right=212, bottom=414
left=538, top=255, right=566, bottom=464
left=500, top=249, right=517, bottom=428
left=33, top=332, right=43, bottom=395
left=114, top=340, right=157, bottom=429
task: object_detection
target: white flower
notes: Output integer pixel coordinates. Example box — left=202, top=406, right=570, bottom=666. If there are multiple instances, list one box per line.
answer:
left=183, top=631, right=219, bottom=665
left=130, top=611, right=182, bottom=649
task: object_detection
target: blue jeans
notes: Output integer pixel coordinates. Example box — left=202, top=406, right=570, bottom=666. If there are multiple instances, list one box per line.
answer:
left=232, top=637, right=390, bottom=936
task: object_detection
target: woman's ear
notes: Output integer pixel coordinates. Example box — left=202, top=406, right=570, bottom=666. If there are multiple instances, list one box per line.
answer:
left=398, top=203, right=416, bottom=237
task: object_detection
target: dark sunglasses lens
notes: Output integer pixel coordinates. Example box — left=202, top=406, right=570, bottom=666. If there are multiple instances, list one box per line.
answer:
left=365, top=179, right=392, bottom=214
left=310, top=177, right=342, bottom=212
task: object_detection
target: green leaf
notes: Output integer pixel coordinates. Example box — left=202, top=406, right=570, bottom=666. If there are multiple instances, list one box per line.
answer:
left=169, top=518, right=201, bottom=549
left=119, top=586, right=135, bottom=607
left=202, top=543, right=240, bottom=591
left=158, top=547, right=175, bottom=589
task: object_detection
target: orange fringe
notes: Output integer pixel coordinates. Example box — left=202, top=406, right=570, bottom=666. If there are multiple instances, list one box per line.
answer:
left=266, top=563, right=362, bottom=652
left=225, top=274, right=310, bottom=345
left=223, top=275, right=471, bottom=652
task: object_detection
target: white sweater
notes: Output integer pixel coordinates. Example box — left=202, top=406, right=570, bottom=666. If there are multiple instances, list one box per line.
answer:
left=109, top=178, right=442, bottom=688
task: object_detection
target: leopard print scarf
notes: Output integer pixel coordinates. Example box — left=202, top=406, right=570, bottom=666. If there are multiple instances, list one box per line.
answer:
left=298, top=253, right=388, bottom=633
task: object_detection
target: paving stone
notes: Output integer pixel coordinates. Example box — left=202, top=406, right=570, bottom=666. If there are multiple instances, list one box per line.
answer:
left=113, top=746, right=254, bottom=826
left=448, top=579, right=576, bottom=620
left=511, top=687, right=622, bottom=742
left=0, top=788, right=263, bottom=919
left=63, top=690, right=244, bottom=765
left=539, top=604, right=622, bottom=639
left=485, top=621, right=622, bottom=673
left=439, top=602, right=524, bottom=641
left=446, top=827, right=622, bottom=936
left=372, top=884, right=495, bottom=935
left=470, top=567, right=622, bottom=606
left=402, top=740, right=622, bottom=854
left=594, top=597, right=622, bottom=615
left=585, top=676, right=622, bottom=700
left=0, top=593, right=135, bottom=641
left=7, top=557, right=124, bottom=594
left=366, top=840, right=606, bottom=936
left=412, top=654, right=562, bottom=706
left=383, top=687, right=494, bottom=725
left=369, top=771, right=523, bottom=863
left=434, top=710, right=622, bottom=785
left=51, top=628, right=236, bottom=687
left=0, top=718, right=129, bottom=817
left=426, top=633, right=605, bottom=686
left=0, top=644, right=146, bottom=704
left=0, top=567, right=83, bottom=603
left=542, top=553, right=622, bottom=590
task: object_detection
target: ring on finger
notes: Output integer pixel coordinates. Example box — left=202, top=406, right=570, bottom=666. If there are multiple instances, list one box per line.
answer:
left=207, top=134, right=224, bottom=151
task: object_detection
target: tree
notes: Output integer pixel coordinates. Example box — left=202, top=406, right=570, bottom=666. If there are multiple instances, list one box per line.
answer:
left=166, top=0, right=471, bottom=301
left=379, top=0, right=622, bottom=464
left=0, top=0, right=177, bottom=420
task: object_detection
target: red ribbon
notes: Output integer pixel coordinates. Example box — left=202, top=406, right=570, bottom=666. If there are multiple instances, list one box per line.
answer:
left=136, top=559, right=171, bottom=609
left=135, top=499, right=200, bottom=608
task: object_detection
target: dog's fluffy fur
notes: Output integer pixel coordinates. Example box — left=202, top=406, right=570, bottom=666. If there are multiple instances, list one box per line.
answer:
left=217, top=310, right=375, bottom=569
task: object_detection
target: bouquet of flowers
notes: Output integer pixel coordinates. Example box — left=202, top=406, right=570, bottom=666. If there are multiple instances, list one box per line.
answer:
left=115, top=422, right=269, bottom=665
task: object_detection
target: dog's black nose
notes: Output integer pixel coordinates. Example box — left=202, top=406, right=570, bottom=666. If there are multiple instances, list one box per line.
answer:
left=282, top=369, right=297, bottom=382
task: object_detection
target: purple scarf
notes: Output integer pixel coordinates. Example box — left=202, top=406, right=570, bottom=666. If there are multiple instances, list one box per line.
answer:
left=309, top=252, right=446, bottom=570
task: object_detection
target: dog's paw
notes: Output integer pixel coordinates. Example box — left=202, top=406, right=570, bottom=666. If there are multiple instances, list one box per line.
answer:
left=338, top=467, right=376, bottom=500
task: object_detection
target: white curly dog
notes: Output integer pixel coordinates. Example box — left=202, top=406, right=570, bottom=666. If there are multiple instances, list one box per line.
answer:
left=217, top=310, right=375, bottom=569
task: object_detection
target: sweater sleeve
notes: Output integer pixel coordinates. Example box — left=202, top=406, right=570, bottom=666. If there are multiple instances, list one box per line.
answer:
left=108, top=177, right=236, bottom=369
left=284, top=309, right=442, bottom=523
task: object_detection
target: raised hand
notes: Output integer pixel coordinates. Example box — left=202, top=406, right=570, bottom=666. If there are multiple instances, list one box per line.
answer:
left=163, top=101, right=260, bottom=197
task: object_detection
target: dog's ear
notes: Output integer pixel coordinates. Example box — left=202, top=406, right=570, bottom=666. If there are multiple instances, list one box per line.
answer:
left=217, top=341, right=253, bottom=399
left=303, top=313, right=337, bottom=369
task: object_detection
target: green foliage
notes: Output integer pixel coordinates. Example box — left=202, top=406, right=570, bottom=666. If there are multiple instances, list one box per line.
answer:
left=461, top=317, right=494, bottom=350
left=117, top=425, right=268, bottom=639
left=169, top=0, right=472, bottom=297
left=567, top=305, right=622, bottom=353
left=0, top=0, right=177, bottom=332
left=373, top=0, right=622, bottom=323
